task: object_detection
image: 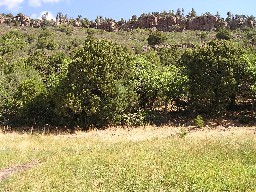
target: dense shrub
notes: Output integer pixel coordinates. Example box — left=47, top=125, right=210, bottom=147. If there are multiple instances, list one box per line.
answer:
left=147, top=31, right=167, bottom=46
left=181, top=40, right=248, bottom=113
left=55, top=36, right=138, bottom=128
left=216, top=28, right=232, bottom=40
left=0, top=30, right=28, bottom=55
left=1, top=25, right=256, bottom=129
left=0, top=59, right=45, bottom=125
left=36, top=29, right=58, bottom=50
left=133, top=51, right=187, bottom=111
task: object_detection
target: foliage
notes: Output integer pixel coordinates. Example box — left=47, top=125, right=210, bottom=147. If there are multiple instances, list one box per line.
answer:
left=0, top=30, right=28, bottom=55
left=26, top=50, right=70, bottom=88
left=181, top=40, right=247, bottom=113
left=56, top=25, right=73, bottom=35
left=132, top=52, right=187, bottom=111
left=0, top=22, right=256, bottom=128
left=178, top=127, right=188, bottom=138
left=55, top=36, right=138, bottom=127
left=216, top=28, right=232, bottom=40
left=158, top=45, right=183, bottom=66
left=36, top=29, right=58, bottom=50
left=242, top=51, right=256, bottom=93
left=118, top=110, right=146, bottom=126
left=0, top=59, right=45, bottom=125
left=147, top=31, right=167, bottom=46
left=194, top=115, right=204, bottom=128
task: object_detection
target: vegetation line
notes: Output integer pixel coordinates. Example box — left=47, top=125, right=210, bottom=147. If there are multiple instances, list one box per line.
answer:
left=1, top=9, right=256, bottom=131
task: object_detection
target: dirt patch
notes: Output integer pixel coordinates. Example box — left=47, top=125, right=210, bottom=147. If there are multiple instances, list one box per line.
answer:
left=0, top=161, right=40, bottom=182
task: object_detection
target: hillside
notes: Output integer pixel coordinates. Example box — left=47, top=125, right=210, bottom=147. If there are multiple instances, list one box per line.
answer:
left=0, top=10, right=255, bottom=32
left=0, top=10, right=256, bottom=130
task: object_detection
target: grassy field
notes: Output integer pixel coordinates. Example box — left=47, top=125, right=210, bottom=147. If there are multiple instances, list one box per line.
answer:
left=0, top=126, right=256, bottom=191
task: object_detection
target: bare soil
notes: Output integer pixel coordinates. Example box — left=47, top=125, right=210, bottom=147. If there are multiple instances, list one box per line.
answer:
left=0, top=161, right=39, bottom=182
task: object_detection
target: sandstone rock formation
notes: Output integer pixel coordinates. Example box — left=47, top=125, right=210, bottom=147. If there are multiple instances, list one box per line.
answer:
left=21, top=15, right=30, bottom=26
left=30, top=19, right=42, bottom=28
left=73, top=18, right=81, bottom=27
left=13, top=14, right=30, bottom=26
left=228, top=15, right=254, bottom=29
left=121, top=14, right=228, bottom=32
left=0, top=12, right=254, bottom=32
left=157, top=15, right=177, bottom=31
left=56, top=13, right=69, bottom=26
left=0, top=14, right=5, bottom=24
left=96, top=19, right=117, bottom=32
left=186, top=15, right=225, bottom=31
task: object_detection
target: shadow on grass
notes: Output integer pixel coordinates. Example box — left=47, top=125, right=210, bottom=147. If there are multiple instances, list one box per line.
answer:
left=1, top=106, right=256, bottom=134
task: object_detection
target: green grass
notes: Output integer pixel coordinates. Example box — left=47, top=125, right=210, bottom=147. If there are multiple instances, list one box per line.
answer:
left=0, top=128, right=256, bottom=191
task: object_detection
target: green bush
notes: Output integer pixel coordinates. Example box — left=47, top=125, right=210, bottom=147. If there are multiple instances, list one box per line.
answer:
left=36, top=29, right=58, bottom=50
left=57, top=25, right=73, bottom=35
left=117, top=110, right=146, bottom=126
left=181, top=40, right=248, bottom=113
left=55, top=36, right=138, bottom=128
left=0, top=30, right=28, bottom=55
left=132, top=53, right=187, bottom=111
left=194, top=115, right=204, bottom=128
left=147, top=31, right=167, bottom=46
left=216, top=28, right=232, bottom=40
left=0, top=59, right=45, bottom=125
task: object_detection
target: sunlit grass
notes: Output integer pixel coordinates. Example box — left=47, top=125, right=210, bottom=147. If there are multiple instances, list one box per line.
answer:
left=1, top=127, right=256, bottom=191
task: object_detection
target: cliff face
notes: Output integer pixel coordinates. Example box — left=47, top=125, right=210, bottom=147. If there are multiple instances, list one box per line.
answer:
left=0, top=13, right=254, bottom=32
left=122, top=14, right=252, bottom=32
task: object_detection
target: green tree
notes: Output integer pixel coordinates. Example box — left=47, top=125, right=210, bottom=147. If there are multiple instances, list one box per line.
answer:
left=0, top=30, right=28, bottom=56
left=147, top=31, right=167, bottom=47
left=181, top=40, right=247, bottom=113
left=216, top=28, right=232, bottom=40
left=0, top=58, right=45, bottom=125
left=36, top=29, right=58, bottom=50
left=133, top=51, right=187, bottom=111
left=55, top=37, right=137, bottom=128
left=189, top=8, right=197, bottom=17
left=241, top=51, right=256, bottom=110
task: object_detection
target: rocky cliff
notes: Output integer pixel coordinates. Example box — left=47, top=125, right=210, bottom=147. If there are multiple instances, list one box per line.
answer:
left=0, top=12, right=254, bottom=32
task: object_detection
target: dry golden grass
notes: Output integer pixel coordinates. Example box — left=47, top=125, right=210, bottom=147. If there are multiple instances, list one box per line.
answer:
left=1, top=126, right=256, bottom=191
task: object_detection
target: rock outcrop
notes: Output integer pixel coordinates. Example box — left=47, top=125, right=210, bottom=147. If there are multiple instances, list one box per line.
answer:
left=73, top=19, right=81, bottom=27
left=96, top=19, right=117, bottom=32
left=13, top=14, right=30, bottom=26
left=121, top=14, right=228, bottom=32
left=30, top=19, right=42, bottom=28
left=228, top=16, right=254, bottom=30
left=186, top=15, right=228, bottom=31
left=56, top=17, right=68, bottom=25
left=0, top=14, right=5, bottom=24
left=0, top=12, right=254, bottom=32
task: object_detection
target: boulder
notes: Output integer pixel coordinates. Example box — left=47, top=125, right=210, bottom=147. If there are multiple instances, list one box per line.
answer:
left=13, top=14, right=30, bottom=26
left=0, top=14, right=5, bottom=24
left=157, top=15, right=177, bottom=31
left=21, top=15, right=30, bottom=26
left=96, top=19, right=117, bottom=32
left=73, top=19, right=81, bottom=27
left=187, top=15, right=219, bottom=31
left=248, top=19, right=254, bottom=28
left=56, top=18, right=69, bottom=25
left=30, top=19, right=42, bottom=28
